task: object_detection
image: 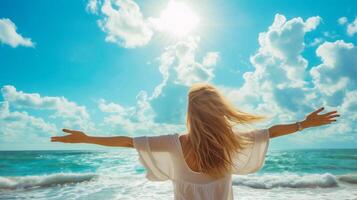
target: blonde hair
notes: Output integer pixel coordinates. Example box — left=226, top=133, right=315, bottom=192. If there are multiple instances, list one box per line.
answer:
left=186, top=83, right=264, bottom=178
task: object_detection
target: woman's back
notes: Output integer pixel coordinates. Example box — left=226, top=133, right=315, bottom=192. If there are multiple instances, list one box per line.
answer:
left=178, top=134, right=201, bottom=173
left=133, top=129, right=270, bottom=200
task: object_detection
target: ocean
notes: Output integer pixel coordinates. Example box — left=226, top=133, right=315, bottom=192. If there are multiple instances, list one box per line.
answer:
left=0, top=149, right=356, bottom=200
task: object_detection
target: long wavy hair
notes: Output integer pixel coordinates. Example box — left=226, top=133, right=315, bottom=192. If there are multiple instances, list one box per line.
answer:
left=186, top=83, right=264, bottom=178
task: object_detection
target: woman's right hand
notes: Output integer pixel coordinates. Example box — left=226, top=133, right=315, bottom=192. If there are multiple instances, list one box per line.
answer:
left=51, top=129, right=89, bottom=143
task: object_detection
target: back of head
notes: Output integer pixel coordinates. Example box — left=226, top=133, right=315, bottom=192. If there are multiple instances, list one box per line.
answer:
left=186, top=83, right=264, bottom=178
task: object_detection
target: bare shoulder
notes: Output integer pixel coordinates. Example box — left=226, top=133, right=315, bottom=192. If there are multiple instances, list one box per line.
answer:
left=179, top=133, right=189, bottom=144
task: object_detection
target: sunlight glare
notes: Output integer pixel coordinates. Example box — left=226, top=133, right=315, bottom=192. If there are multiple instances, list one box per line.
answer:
left=159, top=1, right=200, bottom=37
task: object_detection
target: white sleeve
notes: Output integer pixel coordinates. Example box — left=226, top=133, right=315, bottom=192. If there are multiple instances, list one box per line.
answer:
left=133, top=134, right=175, bottom=181
left=232, top=129, right=270, bottom=175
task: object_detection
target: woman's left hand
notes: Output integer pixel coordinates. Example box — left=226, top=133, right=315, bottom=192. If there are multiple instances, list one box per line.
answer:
left=301, top=107, right=340, bottom=129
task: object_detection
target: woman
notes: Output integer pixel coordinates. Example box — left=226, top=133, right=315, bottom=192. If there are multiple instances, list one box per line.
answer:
left=51, top=83, right=340, bottom=200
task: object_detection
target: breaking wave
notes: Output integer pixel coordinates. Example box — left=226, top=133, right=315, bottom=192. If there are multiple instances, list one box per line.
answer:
left=0, top=173, right=97, bottom=190
left=232, top=173, right=357, bottom=189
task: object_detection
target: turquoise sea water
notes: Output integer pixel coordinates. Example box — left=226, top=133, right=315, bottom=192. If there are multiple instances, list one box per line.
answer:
left=0, top=149, right=356, bottom=200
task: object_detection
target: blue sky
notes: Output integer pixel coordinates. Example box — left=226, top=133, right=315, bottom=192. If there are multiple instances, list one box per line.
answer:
left=0, top=0, right=356, bottom=150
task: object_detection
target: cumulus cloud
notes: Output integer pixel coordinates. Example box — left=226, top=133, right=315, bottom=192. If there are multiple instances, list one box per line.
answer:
left=308, top=38, right=324, bottom=47
left=226, top=14, right=321, bottom=117
left=222, top=14, right=356, bottom=142
left=338, top=17, right=348, bottom=25
left=1, top=85, right=93, bottom=130
left=203, top=52, right=220, bottom=67
left=86, top=0, right=99, bottom=14
left=149, top=37, right=219, bottom=100
left=156, top=37, right=218, bottom=89
left=98, top=98, right=137, bottom=132
left=347, top=17, right=357, bottom=36
left=97, top=94, right=184, bottom=135
left=0, top=18, right=34, bottom=48
left=311, top=40, right=357, bottom=97
left=0, top=101, right=57, bottom=141
left=304, top=16, right=321, bottom=32
left=97, top=0, right=153, bottom=48
left=338, top=17, right=357, bottom=37
left=309, top=41, right=357, bottom=139
left=98, top=98, right=130, bottom=113
left=252, top=14, right=320, bottom=85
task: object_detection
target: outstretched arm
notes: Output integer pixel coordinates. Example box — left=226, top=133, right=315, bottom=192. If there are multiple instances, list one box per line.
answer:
left=51, top=129, right=134, bottom=148
left=269, top=107, right=340, bottom=138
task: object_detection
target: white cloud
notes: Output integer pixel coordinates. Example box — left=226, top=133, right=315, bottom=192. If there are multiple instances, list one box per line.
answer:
left=203, top=52, right=220, bottom=67
left=149, top=37, right=219, bottom=99
left=304, top=16, right=321, bottom=32
left=308, top=38, right=324, bottom=47
left=97, top=0, right=153, bottom=48
left=341, top=90, right=357, bottom=122
left=222, top=14, right=356, bottom=142
left=1, top=85, right=93, bottom=130
left=338, top=17, right=357, bottom=37
left=156, top=37, right=219, bottom=89
left=257, top=14, right=320, bottom=59
left=98, top=98, right=138, bottom=132
left=98, top=98, right=129, bottom=113
left=347, top=17, right=357, bottom=36
left=0, top=18, right=34, bottom=48
left=98, top=95, right=184, bottom=135
left=338, top=17, right=348, bottom=25
left=251, top=14, right=320, bottom=85
left=228, top=14, right=322, bottom=117
left=311, top=40, right=357, bottom=101
left=86, top=0, right=99, bottom=14
left=0, top=101, right=57, bottom=141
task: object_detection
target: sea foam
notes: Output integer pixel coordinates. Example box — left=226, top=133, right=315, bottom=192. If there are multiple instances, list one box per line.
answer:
left=338, top=174, right=357, bottom=184
left=232, top=173, right=357, bottom=189
left=0, top=173, right=97, bottom=190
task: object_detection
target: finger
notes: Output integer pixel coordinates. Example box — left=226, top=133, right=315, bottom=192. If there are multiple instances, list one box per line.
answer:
left=62, top=129, right=76, bottom=134
left=51, top=136, right=69, bottom=141
left=51, top=137, right=63, bottom=142
left=51, top=136, right=61, bottom=141
left=328, top=114, right=340, bottom=118
left=311, top=107, right=324, bottom=115
left=51, top=138, right=70, bottom=143
left=322, top=111, right=338, bottom=116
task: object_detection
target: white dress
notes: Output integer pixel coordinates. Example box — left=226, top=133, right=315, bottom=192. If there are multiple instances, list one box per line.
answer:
left=133, top=129, right=270, bottom=200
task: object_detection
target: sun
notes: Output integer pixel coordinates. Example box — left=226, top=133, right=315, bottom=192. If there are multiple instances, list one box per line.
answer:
left=158, top=1, right=200, bottom=37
